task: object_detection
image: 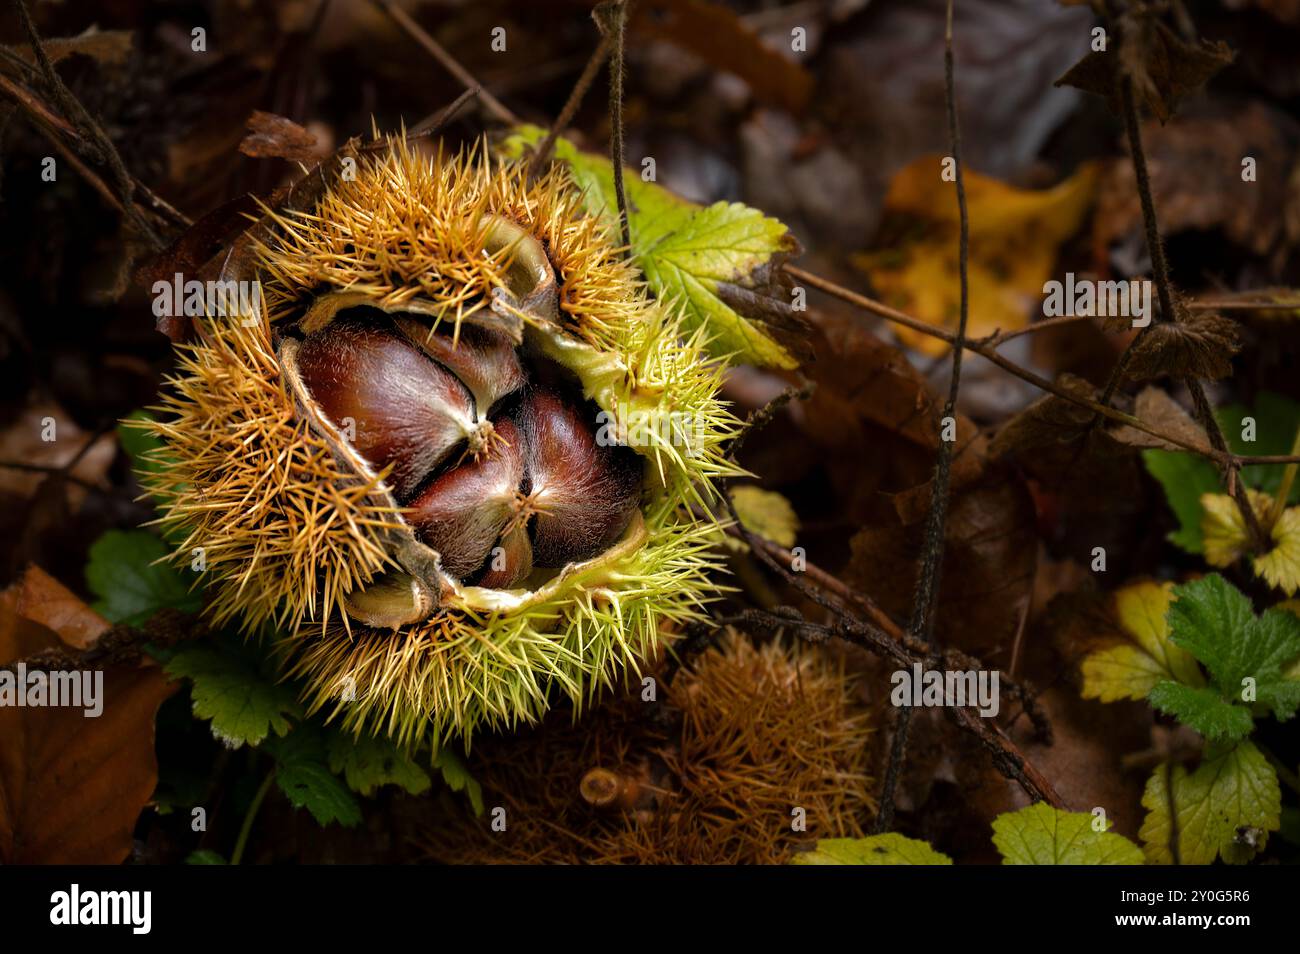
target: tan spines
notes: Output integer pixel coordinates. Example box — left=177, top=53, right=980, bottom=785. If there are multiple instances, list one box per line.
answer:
left=417, top=633, right=876, bottom=864
left=141, top=316, right=402, bottom=634
left=253, top=137, right=653, bottom=350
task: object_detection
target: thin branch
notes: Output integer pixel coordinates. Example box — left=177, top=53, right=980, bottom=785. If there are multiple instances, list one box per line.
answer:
left=371, top=0, right=519, bottom=126
left=528, top=33, right=611, bottom=178
left=876, top=0, right=970, bottom=832
left=593, top=1, right=632, bottom=253
left=11, top=0, right=165, bottom=247
left=786, top=265, right=1300, bottom=467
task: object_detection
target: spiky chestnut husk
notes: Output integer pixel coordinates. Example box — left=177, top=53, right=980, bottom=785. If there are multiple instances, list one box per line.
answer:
left=139, top=137, right=743, bottom=747
left=417, top=633, right=877, bottom=864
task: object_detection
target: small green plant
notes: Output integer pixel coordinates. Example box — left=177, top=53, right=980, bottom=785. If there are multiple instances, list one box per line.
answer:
left=1080, top=575, right=1299, bottom=863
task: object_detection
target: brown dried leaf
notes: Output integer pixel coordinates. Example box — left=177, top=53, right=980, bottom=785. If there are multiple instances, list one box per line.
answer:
left=1127, top=309, right=1240, bottom=381
left=1055, top=17, right=1234, bottom=122
left=3, top=27, right=133, bottom=68
left=846, top=472, right=1037, bottom=662
left=0, top=663, right=175, bottom=863
left=1092, top=104, right=1295, bottom=259
left=0, top=565, right=109, bottom=651
left=240, top=110, right=321, bottom=163
left=1111, top=387, right=1211, bottom=452
left=0, top=567, right=176, bottom=864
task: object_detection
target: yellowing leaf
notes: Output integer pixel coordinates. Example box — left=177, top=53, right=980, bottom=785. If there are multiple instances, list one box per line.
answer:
left=729, top=485, right=799, bottom=548
left=854, top=156, right=1098, bottom=355
left=1080, top=581, right=1204, bottom=702
left=1139, top=741, right=1280, bottom=865
left=1254, top=507, right=1300, bottom=596
left=992, top=803, right=1144, bottom=865
left=1201, top=491, right=1300, bottom=595
left=790, top=834, right=952, bottom=866
left=499, top=126, right=805, bottom=369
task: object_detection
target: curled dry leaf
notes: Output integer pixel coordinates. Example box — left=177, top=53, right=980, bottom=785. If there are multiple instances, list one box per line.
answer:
left=240, top=110, right=323, bottom=164
left=1110, top=386, right=1211, bottom=452
left=1127, top=309, right=1240, bottom=381
left=1055, top=14, right=1234, bottom=122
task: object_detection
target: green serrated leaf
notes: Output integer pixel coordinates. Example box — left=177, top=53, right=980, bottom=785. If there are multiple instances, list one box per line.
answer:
left=1148, top=681, right=1255, bottom=742
left=790, top=834, right=953, bottom=865
left=165, top=645, right=301, bottom=748
left=85, top=529, right=203, bottom=625
left=499, top=125, right=802, bottom=369
left=327, top=731, right=431, bottom=797
left=992, top=803, right=1145, bottom=865
left=1164, top=575, right=1300, bottom=730
left=1140, top=741, right=1280, bottom=865
left=274, top=760, right=362, bottom=827
left=434, top=748, right=484, bottom=816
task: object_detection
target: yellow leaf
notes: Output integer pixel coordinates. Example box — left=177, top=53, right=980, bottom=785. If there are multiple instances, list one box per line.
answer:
left=1201, top=491, right=1300, bottom=595
left=853, top=157, right=1098, bottom=356
left=729, top=486, right=799, bottom=548
left=1081, top=581, right=1204, bottom=702
left=1200, top=490, right=1270, bottom=568
left=1253, top=507, right=1300, bottom=596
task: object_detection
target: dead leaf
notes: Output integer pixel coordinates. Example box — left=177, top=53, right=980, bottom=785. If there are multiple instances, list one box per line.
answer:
left=0, top=567, right=176, bottom=864
left=1093, top=104, right=1296, bottom=260
left=1111, top=387, right=1211, bottom=452
left=1126, top=308, right=1240, bottom=381
left=240, top=110, right=322, bottom=163
left=846, top=471, right=1037, bottom=661
left=0, top=565, right=109, bottom=651
left=854, top=157, right=1098, bottom=355
left=0, top=664, right=175, bottom=864
left=3, top=27, right=133, bottom=68
left=1056, top=15, right=1234, bottom=122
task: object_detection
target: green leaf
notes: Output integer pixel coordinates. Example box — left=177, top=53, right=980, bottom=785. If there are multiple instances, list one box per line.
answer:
left=274, top=760, right=362, bottom=827
left=1140, top=741, right=1281, bottom=864
left=1148, top=681, right=1255, bottom=742
left=499, top=125, right=804, bottom=369
left=1144, top=393, right=1300, bottom=554
left=85, top=529, right=203, bottom=625
left=117, top=410, right=171, bottom=485
left=1221, top=394, right=1300, bottom=498
left=326, top=731, right=431, bottom=797
left=434, top=748, right=484, bottom=817
left=992, top=803, right=1145, bottom=865
left=185, top=849, right=228, bottom=865
left=1142, top=449, right=1219, bottom=552
left=266, top=725, right=362, bottom=827
left=165, top=644, right=301, bottom=748
left=1164, top=574, right=1300, bottom=728
left=790, top=834, right=953, bottom=865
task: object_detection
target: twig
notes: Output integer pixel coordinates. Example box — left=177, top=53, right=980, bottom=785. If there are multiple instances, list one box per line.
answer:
left=593, top=1, right=632, bottom=253
left=786, top=265, right=1300, bottom=467
left=408, top=85, right=483, bottom=138
left=876, top=0, right=970, bottom=832
left=11, top=0, right=165, bottom=248
left=528, top=32, right=612, bottom=178
left=0, top=70, right=190, bottom=231
left=371, top=0, right=519, bottom=126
